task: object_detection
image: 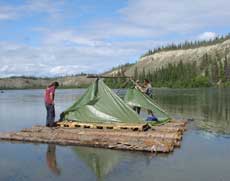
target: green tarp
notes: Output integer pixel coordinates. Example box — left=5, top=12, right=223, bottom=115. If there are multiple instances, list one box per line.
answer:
left=62, top=79, right=170, bottom=123
left=124, top=88, right=170, bottom=122
left=62, top=79, right=143, bottom=123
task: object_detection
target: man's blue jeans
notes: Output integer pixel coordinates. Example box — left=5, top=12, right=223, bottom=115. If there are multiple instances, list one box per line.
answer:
left=45, top=103, right=55, bottom=127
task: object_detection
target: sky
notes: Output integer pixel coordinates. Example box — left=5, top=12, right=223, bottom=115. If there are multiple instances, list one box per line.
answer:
left=0, top=0, right=230, bottom=77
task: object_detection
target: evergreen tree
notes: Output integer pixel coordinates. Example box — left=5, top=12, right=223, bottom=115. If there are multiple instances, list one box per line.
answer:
left=219, top=61, right=225, bottom=82
left=212, top=62, right=219, bottom=82
left=134, top=67, right=138, bottom=80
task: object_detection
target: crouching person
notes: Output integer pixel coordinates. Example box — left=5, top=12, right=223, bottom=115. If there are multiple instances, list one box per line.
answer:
left=44, top=82, right=59, bottom=127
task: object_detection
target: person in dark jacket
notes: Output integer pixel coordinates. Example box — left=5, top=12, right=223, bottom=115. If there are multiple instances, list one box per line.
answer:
left=140, top=79, right=154, bottom=116
left=142, top=79, right=153, bottom=98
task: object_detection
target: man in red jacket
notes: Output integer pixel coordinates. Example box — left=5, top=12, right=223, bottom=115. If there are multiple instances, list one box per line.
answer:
left=44, top=82, right=59, bottom=127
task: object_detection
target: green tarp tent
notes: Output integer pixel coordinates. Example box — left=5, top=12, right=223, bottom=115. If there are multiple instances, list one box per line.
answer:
left=62, top=79, right=143, bottom=123
left=62, top=79, right=170, bottom=123
left=124, top=88, right=170, bottom=122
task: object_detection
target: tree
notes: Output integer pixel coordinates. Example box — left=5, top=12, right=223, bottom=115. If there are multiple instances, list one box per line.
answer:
left=134, top=67, right=138, bottom=80
left=211, top=62, right=219, bottom=83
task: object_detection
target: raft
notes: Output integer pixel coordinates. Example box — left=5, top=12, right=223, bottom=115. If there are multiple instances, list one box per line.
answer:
left=0, top=120, right=187, bottom=153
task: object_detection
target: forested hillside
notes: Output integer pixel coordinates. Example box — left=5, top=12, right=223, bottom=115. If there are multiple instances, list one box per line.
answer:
left=106, top=35, right=230, bottom=88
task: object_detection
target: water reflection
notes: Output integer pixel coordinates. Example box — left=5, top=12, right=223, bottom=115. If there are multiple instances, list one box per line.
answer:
left=46, top=144, right=61, bottom=176
left=153, top=88, right=230, bottom=135
left=72, top=146, right=172, bottom=180
left=73, top=147, right=122, bottom=180
left=197, top=88, right=230, bottom=135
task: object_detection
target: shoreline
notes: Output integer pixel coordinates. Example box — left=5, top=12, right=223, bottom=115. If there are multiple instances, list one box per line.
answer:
left=1, top=84, right=230, bottom=90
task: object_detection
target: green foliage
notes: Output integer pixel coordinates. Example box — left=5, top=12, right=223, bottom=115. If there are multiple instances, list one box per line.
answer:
left=224, top=81, right=230, bottom=87
left=134, top=67, right=138, bottom=80
left=191, top=76, right=211, bottom=87
left=156, top=61, right=197, bottom=87
left=135, top=60, right=213, bottom=88
left=104, top=77, right=130, bottom=89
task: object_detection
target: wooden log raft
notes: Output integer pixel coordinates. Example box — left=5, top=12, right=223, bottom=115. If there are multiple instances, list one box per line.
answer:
left=151, top=120, right=187, bottom=133
left=0, top=120, right=187, bottom=153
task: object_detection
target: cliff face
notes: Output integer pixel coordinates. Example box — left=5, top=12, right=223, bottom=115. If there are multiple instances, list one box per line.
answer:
left=125, top=40, right=230, bottom=76
left=0, top=76, right=93, bottom=89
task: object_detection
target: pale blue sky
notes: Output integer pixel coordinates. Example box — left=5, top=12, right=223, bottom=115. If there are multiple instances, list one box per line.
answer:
left=0, top=0, right=230, bottom=77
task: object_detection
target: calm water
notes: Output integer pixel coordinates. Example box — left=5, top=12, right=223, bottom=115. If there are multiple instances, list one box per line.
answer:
left=0, top=88, right=230, bottom=181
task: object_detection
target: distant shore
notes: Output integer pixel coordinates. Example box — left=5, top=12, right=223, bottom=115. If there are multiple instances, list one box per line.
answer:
left=1, top=74, right=230, bottom=90
left=0, top=75, right=93, bottom=90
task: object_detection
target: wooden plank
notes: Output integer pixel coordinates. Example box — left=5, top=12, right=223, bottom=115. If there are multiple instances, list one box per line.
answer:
left=56, top=121, right=149, bottom=131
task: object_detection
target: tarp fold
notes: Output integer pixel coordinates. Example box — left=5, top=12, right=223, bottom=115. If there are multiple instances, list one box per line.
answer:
left=62, top=79, right=143, bottom=123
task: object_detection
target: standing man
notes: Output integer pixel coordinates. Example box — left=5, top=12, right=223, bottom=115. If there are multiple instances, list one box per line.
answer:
left=44, top=82, right=59, bottom=127
left=136, top=79, right=153, bottom=97
left=142, top=79, right=153, bottom=98
left=141, top=79, right=154, bottom=116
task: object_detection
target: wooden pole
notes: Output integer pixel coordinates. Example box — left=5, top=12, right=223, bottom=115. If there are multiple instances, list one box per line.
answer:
left=86, top=74, right=133, bottom=79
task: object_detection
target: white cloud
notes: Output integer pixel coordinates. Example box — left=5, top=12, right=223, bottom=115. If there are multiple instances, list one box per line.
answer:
left=119, top=0, right=230, bottom=35
left=0, top=0, right=64, bottom=21
left=0, top=63, right=48, bottom=77
left=198, top=32, right=218, bottom=40
left=59, top=0, right=230, bottom=44
left=43, top=30, right=103, bottom=47
left=49, top=65, right=89, bottom=75
left=1, top=0, right=230, bottom=77
left=0, top=40, right=152, bottom=77
left=0, top=5, right=18, bottom=20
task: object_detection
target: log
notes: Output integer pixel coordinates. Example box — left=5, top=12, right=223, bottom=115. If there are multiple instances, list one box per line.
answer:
left=26, top=125, right=183, bottom=141
left=0, top=130, right=173, bottom=153
left=0, top=120, right=187, bottom=153
left=152, top=126, right=186, bottom=133
left=165, top=120, right=187, bottom=127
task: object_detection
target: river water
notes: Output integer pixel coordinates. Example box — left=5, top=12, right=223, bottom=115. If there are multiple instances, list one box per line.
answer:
left=0, top=88, right=229, bottom=181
